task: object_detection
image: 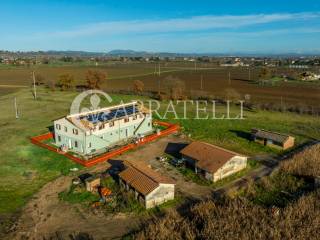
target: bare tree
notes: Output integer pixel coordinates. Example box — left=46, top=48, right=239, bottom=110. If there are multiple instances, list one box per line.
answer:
left=133, top=80, right=144, bottom=94
left=86, top=70, right=106, bottom=89
left=258, top=67, right=272, bottom=85
left=58, top=74, right=74, bottom=91
left=35, top=74, right=45, bottom=85
left=223, top=88, right=241, bottom=101
left=163, top=75, right=186, bottom=100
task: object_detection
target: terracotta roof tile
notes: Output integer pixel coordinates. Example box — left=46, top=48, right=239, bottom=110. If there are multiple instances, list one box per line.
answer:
left=119, top=162, right=175, bottom=196
left=180, top=141, right=244, bottom=173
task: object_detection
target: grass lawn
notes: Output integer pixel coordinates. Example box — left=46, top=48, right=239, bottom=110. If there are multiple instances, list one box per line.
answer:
left=0, top=87, right=319, bottom=221
left=153, top=101, right=320, bottom=155
left=0, top=88, right=145, bottom=215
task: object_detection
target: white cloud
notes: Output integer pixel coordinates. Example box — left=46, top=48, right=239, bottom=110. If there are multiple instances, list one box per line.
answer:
left=45, top=12, right=320, bottom=38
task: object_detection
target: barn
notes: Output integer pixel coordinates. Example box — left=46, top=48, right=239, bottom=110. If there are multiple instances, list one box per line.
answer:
left=180, top=141, right=247, bottom=182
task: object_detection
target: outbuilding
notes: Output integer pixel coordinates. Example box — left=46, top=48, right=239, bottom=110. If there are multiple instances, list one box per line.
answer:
left=180, top=141, right=247, bottom=182
left=251, top=129, right=295, bottom=150
left=118, top=162, right=175, bottom=209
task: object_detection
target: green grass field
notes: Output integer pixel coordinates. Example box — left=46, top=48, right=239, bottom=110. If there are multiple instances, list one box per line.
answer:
left=0, top=87, right=319, bottom=218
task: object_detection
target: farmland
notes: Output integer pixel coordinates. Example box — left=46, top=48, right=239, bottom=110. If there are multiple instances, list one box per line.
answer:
left=0, top=63, right=320, bottom=108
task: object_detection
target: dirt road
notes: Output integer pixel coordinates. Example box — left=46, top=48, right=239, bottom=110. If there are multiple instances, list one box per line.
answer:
left=8, top=173, right=140, bottom=240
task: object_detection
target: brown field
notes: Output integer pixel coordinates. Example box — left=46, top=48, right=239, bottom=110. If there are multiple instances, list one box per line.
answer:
left=0, top=63, right=319, bottom=107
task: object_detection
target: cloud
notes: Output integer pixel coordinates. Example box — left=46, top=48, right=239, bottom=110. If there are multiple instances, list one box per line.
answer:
left=45, top=12, right=320, bottom=38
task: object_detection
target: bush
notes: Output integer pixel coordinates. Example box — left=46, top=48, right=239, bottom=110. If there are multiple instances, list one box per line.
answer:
left=135, top=190, right=320, bottom=240
left=280, top=144, right=320, bottom=177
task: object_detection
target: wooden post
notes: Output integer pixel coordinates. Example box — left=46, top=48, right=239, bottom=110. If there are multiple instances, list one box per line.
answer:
left=14, top=97, right=19, bottom=119
left=32, top=70, right=37, bottom=100
left=158, top=79, right=161, bottom=95
left=200, top=75, right=203, bottom=90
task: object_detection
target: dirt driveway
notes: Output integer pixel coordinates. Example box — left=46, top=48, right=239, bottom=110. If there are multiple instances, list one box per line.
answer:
left=118, top=134, right=213, bottom=199
left=8, top=135, right=212, bottom=240
left=8, top=173, right=140, bottom=240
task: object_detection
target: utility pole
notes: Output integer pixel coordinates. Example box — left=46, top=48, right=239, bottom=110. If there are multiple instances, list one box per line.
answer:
left=14, top=97, right=19, bottom=119
left=158, top=78, right=161, bottom=95
left=32, top=70, right=37, bottom=100
left=158, top=63, right=161, bottom=76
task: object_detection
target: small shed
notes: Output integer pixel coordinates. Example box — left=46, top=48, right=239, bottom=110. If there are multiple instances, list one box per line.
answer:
left=251, top=129, right=295, bottom=150
left=118, top=162, right=175, bottom=209
left=85, top=176, right=101, bottom=192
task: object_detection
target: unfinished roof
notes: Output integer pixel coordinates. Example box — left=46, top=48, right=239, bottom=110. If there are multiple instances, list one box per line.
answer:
left=119, top=162, right=175, bottom=196
left=180, top=141, right=244, bottom=173
left=251, top=129, right=292, bottom=144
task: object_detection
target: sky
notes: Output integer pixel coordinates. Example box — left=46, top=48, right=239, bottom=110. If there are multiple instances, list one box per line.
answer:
left=1, top=0, right=320, bottom=53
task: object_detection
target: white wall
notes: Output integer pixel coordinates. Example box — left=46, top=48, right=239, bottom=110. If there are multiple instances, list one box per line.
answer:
left=145, top=184, right=175, bottom=209
left=213, top=156, right=247, bottom=182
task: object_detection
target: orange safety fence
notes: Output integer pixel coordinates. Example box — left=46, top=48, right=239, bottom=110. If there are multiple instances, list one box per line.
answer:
left=30, top=121, right=180, bottom=167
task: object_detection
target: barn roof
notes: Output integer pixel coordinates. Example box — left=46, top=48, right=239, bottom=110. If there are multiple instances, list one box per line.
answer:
left=118, top=162, right=175, bottom=196
left=180, top=141, right=245, bottom=173
left=251, top=129, right=292, bottom=144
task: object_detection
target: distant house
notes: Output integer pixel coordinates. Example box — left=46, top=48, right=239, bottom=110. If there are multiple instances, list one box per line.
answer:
left=180, top=141, right=247, bottom=182
left=251, top=129, right=294, bottom=150
left=300, top=71, right=320, bottom=81
left=53, top=102, right=153, bottom=156
left=118, top=162, right=175, bottom=209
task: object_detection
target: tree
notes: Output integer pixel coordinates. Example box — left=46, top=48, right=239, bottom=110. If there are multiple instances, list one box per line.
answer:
left=223, top=88, right=241, bottom=101
left=258, top=67, right=275, bottom=85
left=46, top=78, right=56, bottom=91
left=35, top=74, right=45, bottom=85
left=58, top=74, right=74, bottom=91
left=163, top=76, right=186, bottom=100
left=85, top=70, right=106, bottom=89
left=258, top=67, right=272, bottom=80
left=133, top=80, right=144, bottom=94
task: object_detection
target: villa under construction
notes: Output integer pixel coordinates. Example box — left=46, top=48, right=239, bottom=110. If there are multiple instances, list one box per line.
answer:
left=53, top=102, right=153, bottom=156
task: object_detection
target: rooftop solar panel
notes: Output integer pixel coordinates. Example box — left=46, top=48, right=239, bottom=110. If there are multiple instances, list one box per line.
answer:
left=78, top=104, right=139, bottom=124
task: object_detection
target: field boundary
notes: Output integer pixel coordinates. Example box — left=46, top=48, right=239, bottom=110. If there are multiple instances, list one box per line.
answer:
left=30, top=121, right=180, bottom=167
